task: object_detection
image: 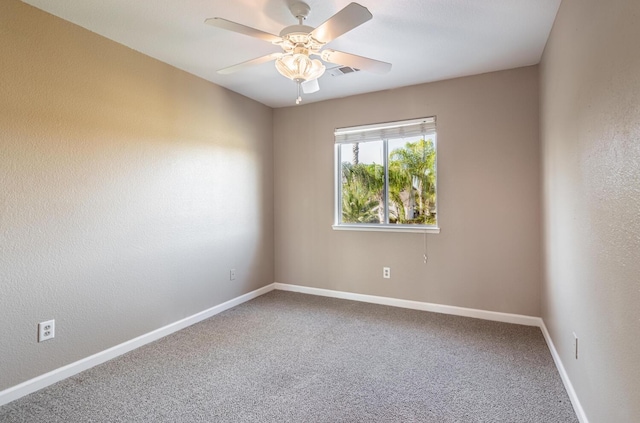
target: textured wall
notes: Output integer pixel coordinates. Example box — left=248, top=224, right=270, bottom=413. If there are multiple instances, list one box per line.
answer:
left=540, top=0, right=640, bottom=421
left=274, top=67, right=541, bottom=316
left=0, top=1, right=273, bottom=391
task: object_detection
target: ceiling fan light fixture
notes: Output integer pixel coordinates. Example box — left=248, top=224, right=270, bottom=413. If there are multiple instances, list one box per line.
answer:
left=275, top=53, right=325, bottom=82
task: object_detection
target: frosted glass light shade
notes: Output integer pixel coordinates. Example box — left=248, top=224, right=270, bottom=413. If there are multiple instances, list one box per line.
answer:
left=275, top=54, right=325, bottom=82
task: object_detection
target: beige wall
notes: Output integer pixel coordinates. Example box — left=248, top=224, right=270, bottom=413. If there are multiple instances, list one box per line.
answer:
left=540, top=0, right=640, bottom=421
left=12, top=1, right=639, bottom=418
left=0, top=0, right=273, bottom=391
left=274, top=66, right=541, bottom=316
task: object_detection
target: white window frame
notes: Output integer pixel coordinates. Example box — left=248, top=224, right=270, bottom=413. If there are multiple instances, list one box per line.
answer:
left=333, top=117, right=440, bottom=233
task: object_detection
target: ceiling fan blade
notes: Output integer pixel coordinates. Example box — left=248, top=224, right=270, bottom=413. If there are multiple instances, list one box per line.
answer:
left=218, top=53, right=283, bottom=75
left=321, top=49, right=392, bottom=74
left=205, top=17, right=282, bottom=43
left=310, top=3, right=372, bottom=44
left=302, top=79, right=320, bottom=94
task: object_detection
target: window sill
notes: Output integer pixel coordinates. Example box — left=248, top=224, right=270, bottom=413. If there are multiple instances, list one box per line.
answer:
left=332, top=224, right=440, bottom=234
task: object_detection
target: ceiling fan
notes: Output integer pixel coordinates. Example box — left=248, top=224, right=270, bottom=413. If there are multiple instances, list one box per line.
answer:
left=205, top=2, right=392, bottom=104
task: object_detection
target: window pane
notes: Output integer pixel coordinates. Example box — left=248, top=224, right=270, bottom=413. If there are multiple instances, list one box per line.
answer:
left=387, top=135, right=437, bottom=225
left=340, top=141, right=384, bottom=224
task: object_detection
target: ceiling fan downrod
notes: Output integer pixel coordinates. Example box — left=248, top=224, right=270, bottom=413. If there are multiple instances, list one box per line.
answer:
left=289, top=2, right=310, bottom=25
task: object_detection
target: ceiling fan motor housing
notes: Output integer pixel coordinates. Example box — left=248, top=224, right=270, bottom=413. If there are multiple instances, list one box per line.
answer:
left=279, top=25, right=314, bottom=39
left=278, top=25, right=323, bottom=54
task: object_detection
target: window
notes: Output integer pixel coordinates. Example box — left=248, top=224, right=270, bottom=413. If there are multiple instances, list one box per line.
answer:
left=333, top=117, right=438, bottom=233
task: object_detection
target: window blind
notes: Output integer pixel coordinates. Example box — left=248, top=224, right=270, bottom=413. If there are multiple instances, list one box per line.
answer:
left=334, top=117, right=436, bottom=144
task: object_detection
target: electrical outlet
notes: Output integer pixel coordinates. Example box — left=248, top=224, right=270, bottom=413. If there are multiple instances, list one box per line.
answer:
left=230, top=269, right=236, bottom=281
left=38, top=320, right=55, bottom=342
left=573, top=332, right=578, bottom=359
left=383, top=267, right=391, bottom=279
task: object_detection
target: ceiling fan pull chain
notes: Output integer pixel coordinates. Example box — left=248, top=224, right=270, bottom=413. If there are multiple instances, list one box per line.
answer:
left=296, top=80, right=302, bottom=104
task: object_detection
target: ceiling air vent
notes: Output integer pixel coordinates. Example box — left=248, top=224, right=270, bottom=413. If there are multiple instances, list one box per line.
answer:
left=328, top=66, right=360, bottom=77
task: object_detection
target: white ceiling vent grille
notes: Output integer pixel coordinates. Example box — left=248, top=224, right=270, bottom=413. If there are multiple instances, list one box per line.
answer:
left=328, top=66, right=360, bottom=77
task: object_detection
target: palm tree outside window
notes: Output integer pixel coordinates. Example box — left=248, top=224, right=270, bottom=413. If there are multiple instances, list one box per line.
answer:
left=334, top=117, right=438, bottom=232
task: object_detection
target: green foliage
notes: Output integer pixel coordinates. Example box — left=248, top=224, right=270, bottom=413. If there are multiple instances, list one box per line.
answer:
left=341, top=186, right=380, bottom=223
left=341, top=138, right=436, bottom=225
left=341, top=161, right=384, bottom=223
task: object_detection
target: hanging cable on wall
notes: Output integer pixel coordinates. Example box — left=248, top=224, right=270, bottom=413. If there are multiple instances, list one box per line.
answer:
left=423, top=231, right=428, bottom=264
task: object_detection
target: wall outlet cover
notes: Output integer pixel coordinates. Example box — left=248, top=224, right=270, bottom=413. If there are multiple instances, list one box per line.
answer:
left=38, top=320, right=55, bottom=342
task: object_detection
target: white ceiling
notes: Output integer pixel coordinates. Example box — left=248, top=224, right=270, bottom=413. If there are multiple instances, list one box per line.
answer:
left=22, top=0, right=561, bottom=108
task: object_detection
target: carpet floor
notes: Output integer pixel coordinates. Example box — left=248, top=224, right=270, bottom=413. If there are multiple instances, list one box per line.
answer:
left=0, top=291, right=578, bottom=422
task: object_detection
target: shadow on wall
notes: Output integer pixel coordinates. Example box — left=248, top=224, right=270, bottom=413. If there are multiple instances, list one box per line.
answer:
left=1, top=0, right=274, bottom=391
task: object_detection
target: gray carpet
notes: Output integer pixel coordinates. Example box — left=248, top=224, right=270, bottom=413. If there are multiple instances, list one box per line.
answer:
left=0, top=291, right=578, bottom=422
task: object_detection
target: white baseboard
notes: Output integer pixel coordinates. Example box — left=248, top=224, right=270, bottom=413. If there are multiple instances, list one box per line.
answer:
left=0, top=283, right=276, bottom=407
left=539, top=321, right=589, bottom=423
left=1, top=281, right=588, bottom=423
left=274, top=282, right=542, bottom=326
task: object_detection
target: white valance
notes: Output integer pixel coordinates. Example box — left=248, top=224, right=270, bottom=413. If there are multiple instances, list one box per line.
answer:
left=335, top=117, right=436, bottom=144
